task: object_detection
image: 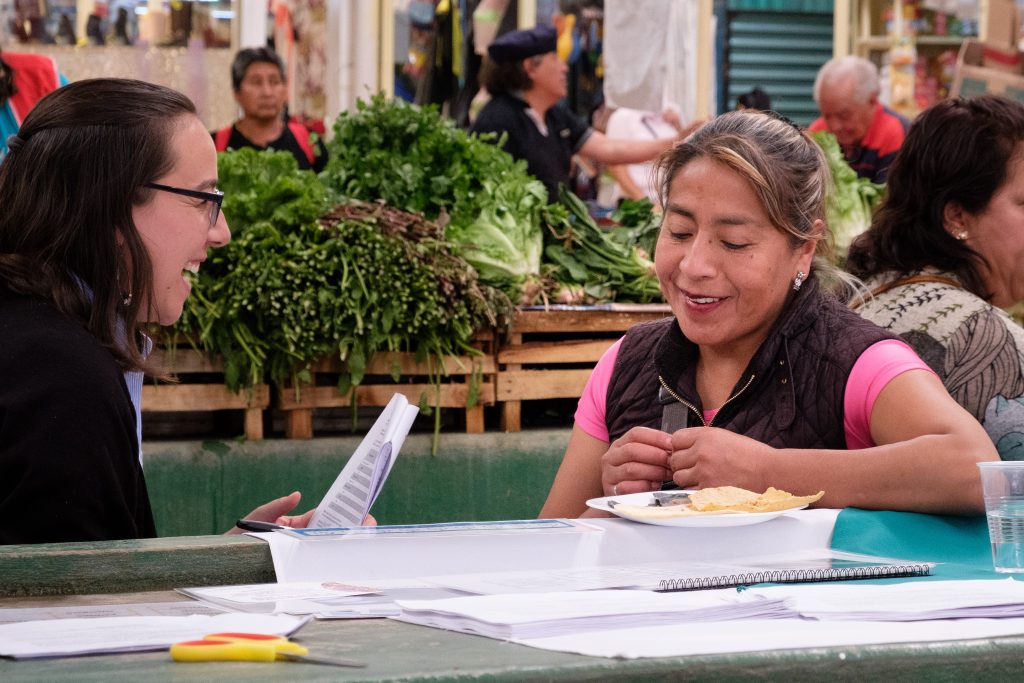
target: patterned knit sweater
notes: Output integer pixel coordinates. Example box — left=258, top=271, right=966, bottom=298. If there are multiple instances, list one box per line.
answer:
left=856, top=271, right=1024, bottom=460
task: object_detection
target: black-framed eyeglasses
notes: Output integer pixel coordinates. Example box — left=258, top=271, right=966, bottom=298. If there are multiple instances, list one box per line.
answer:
left=145, top=182, right=224, bottom=228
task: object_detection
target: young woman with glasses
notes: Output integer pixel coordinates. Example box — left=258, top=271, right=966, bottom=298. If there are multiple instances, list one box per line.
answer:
left=0, top=79, right=313, bottom=544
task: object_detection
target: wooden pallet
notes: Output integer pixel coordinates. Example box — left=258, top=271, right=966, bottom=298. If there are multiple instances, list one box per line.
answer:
left=496, top=305, right=672, bottom=432
left=143, top=347, right=271, bottom=440
left=276, top=334, right=496, bottom=439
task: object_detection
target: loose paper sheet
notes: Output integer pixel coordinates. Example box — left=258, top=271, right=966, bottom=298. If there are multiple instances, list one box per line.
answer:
left=176, top=582, right=378, bottom=614
left=515, top=618, right=1024, bottom=659
left=0, top=613, right=309, bottom=659
left=0, top=601, right=226, bottom=625
left=747, top=578, right=1024, bottom=620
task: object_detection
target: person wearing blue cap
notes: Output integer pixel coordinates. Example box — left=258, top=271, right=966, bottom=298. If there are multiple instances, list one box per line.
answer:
left=470, top=25, right=687, bottom=203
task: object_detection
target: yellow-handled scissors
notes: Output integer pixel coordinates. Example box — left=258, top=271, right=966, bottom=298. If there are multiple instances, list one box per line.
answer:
left=170, top=632, right=366, bottom=668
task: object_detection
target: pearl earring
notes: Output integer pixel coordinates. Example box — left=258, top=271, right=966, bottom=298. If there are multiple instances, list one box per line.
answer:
left=956, top=230, right=969, bottom=241
left=793, top=271, right=806, bottom=292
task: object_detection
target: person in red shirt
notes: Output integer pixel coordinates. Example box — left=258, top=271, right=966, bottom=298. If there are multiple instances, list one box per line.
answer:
left=212, top=47, right=327, bottom=173
left=0, top=48, right=65, bottom=159
left=808, top=56, right=909, bottom=184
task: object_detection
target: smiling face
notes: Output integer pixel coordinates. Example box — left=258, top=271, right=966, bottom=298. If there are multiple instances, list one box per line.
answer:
left=961, top=147, right=1024, bottom=307
left=132, top=114, right=230, bottom=325
left=655, top=157, right=816, bottom=360
left=234, top=61, right=287, bottom=122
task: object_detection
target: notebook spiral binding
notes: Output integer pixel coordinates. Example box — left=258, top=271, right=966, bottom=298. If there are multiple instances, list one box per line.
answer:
left=657, top=564, right=933, bottom=592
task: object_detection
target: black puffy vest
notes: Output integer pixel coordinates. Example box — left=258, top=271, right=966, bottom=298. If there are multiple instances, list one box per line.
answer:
left=605, top=278, right=896, bottom=448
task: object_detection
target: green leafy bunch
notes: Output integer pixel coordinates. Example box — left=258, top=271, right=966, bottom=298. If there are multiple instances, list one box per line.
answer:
left=175, top=149, right=511, bottom=399
left=542, top=187, right=662, bottom=303
left=216, top=146, right=330, bottom=232
left=608, top=198, right=660, bottom=263
left=811, top=131, right=885, bottom=259
left=321, top=94, right=547, bottom=293
left=174, top=149, right=330, bottom=388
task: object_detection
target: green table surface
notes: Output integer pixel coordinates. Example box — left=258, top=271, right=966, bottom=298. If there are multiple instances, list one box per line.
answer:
left=3, top=510, right=1023, bottom=680
left=2, top=591, right=1024, bottom=682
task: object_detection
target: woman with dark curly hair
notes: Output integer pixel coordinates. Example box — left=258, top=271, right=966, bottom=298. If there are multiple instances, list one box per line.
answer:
left=847, top=95, right=1024, bottom=460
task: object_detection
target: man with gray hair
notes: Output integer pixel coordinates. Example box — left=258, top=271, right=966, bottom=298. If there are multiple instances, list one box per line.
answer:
left=808, top=55, right=909, bottom=183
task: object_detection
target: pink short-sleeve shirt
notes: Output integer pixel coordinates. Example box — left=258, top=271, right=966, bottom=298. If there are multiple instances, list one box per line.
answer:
left=574, top=338, right=932, bottom=448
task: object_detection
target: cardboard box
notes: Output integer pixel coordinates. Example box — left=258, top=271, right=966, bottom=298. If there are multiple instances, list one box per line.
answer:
left=950, top=39, right=1024, bottom=103
left=986, top=0, right=1021, bottom=51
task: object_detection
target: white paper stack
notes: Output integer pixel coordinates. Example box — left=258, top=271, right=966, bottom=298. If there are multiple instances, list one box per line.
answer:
left=748, top=578, right=1024, bottom=621
left=177, top=581, right=378, bottom=614
left=393, top=589, right=793, bottom=640
left=0, top=613, right=309, bottom=659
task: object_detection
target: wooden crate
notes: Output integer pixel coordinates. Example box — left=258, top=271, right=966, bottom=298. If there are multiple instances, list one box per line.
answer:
left=496, top=305, right=672, bottom=431
left=144, top=347, right=270, bottom=440
left=276, top=333, right=496, bottom=439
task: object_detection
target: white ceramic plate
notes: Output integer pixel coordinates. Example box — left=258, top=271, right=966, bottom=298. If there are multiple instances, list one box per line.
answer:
left=585, top=491, right=809, bottom=528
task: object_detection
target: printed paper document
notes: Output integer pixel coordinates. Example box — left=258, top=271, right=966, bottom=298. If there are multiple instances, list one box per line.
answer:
left=307, top=392, right=418, bottom=528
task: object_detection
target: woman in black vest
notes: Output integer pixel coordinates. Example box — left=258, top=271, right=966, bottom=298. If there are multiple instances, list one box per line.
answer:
left=539, top=110, right=997, bottom=519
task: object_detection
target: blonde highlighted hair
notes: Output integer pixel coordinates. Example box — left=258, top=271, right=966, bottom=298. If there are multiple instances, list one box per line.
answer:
left=656, top=110, right=863, bottom=298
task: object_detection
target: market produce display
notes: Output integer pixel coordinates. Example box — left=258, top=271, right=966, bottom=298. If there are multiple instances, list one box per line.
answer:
left=811, top=131, right=885, bottom=258
left=174, top=148, right=512, bottom=406
left=322, top=95, right=661, bottom=305
left=322, top=94, right=548, bottom=298
left=172, top=97, right=663, bottom=428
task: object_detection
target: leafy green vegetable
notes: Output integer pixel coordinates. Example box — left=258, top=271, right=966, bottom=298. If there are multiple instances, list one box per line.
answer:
left=216, top=147, right=329, bottom=231
left=175, top=149, right=512, bottom=421
left=608, top=198, right=660, bottom=262
left=811, top=131, right=885, bottom=258
left=321, top=94, right=547, bottom=296
left=543, top=187, right=662, bottom=303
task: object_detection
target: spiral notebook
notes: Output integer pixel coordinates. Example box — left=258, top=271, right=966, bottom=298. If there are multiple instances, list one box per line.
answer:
left=423, top=550, right=935, bottom=596
left=654, top=550, right=935, bottom=592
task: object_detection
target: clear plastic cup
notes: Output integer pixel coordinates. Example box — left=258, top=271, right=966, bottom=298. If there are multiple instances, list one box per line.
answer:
left=978, top=462, right=1024, bottom=573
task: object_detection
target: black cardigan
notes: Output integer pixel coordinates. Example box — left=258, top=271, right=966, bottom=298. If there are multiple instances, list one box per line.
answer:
left=0, top=292, right=156, bottom=544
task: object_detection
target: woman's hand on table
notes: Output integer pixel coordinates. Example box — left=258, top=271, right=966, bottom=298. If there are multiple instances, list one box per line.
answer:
left=601, top=426, right=672, bottom=496
left=668, top=427, right=772, bottom=491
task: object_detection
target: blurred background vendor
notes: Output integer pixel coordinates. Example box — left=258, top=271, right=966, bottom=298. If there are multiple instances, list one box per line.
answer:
left=808, top=56, right=908, bottom=184
left=213, top=47, right=328, bottom=173
left=470, top=25, right=688, bottom=202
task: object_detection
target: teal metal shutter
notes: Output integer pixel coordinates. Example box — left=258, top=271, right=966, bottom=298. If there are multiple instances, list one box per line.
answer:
left=722, top=0, right=834, bottom=125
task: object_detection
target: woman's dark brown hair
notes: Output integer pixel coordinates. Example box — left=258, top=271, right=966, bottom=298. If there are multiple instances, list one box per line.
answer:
left=479, top=56, right=538, bottom=96
left=846, top=95, right=1024, bottom=300
left=0, top=78, right=197, bottom=371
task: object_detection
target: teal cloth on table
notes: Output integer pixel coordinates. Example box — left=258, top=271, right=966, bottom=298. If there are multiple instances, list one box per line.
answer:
left=830, top=508, right=1001, bottom=581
